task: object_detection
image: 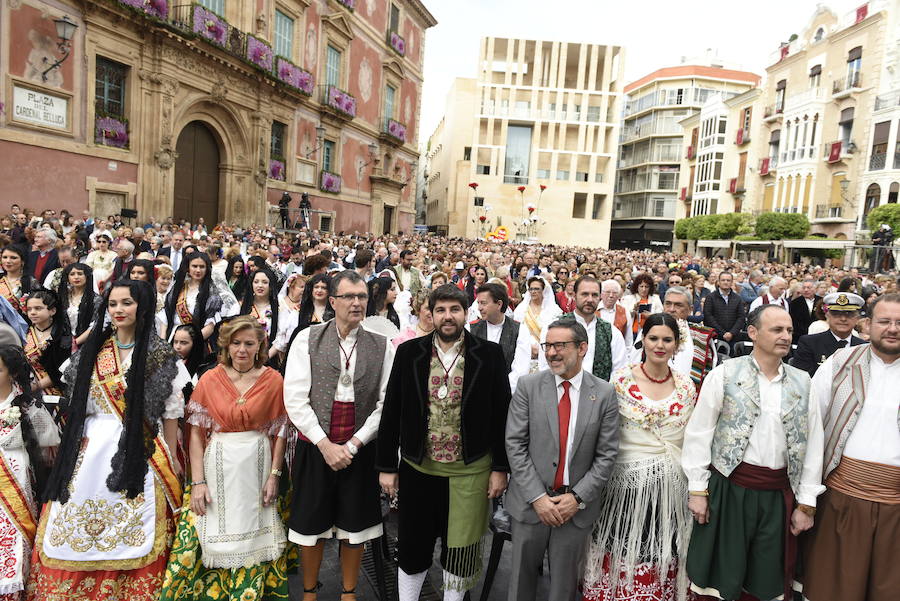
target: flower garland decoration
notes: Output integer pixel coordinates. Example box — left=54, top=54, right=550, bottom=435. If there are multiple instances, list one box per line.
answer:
left=246, top=35, right=274, bottom=72
left=95, top=116, right=129, bottom=149
left=275, top=58, right=314, bottom=95
left=0, top=405, right=21, bottom=428
left=268, top=159, right=285, bottom=181
left=193, top=5, right=227, bottom=46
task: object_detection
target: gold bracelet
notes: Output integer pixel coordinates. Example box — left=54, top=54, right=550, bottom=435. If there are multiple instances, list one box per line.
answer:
left=689, top=490, right=709, bottom=497
left=270, top=468, right=282, bottom=477
left=796, top=503, right=816, bottom=516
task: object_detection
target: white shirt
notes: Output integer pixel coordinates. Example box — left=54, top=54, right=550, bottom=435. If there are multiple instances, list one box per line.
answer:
left=813, top=351, right=900, bottom=466
left=283, top=324, right=395, bottom=446
left=531, top=370, right=584, bottom=502
left=749, top=293, right=789, bottom=312
left=170, top=248, right=183, bottom=272
left=555, top=371, right=582, bottom=487
left=805, top=297, right=815, bottom=314
left=682, top=357, right=825, bottom=506
left=537, top=313, right=627, bottom=377
left=598, top=304, right=633, bottom=347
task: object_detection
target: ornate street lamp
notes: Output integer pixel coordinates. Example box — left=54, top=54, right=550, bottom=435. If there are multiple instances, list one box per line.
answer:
left=42, top=16, right=78, bottom=83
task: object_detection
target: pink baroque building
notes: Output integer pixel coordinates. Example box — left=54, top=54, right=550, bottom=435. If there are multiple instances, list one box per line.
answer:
left=0, top=0, right=436, bottom=233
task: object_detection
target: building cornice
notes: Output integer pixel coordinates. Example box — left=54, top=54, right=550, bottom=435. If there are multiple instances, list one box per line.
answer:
left=405, top=0, right=438, bottom=28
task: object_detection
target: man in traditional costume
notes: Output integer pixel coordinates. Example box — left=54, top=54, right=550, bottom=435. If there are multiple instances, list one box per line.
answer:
left=377, top=284, right=510, bottom=601
left=791, top=292, right=865, bottom=377
left=394, top=250, right=423, bottom=296
left=284, top=270, right=395, bottom=601
left=505, top=319, right=619, bottom=601
left=597, top=279, right=631, bottom=347
left=538, top=276, right=627, bottom=382
left=636, top=286, right=716, bottom=392
left=802, top=293, right=900, bottom=601
left=682, top=304, right=825, bottom=601
left=467, top=282, right=531, bottom=391
left=748, top=277, right=790, bottom=312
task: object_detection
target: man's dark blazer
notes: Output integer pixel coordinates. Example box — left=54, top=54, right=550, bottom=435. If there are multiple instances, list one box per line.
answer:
left=132, top=239, right=152, bottom=254
left=111, top=257, right=134, bottom=281
left=789, top=295, right=822, bottom=343
left=469, top=317, right=520, bottom=373
left=376, top=330, right=511, bottom=473
left=25, top=249, right=59, bottom=282
left=703, top=289, right=746, bottom=339
left=791, top=330, right=865, bottom=376
left=155, top=245, right=172, bottom=258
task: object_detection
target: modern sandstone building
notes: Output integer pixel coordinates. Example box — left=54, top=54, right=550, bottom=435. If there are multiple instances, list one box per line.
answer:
left=424, top=36, right=624, bottom=247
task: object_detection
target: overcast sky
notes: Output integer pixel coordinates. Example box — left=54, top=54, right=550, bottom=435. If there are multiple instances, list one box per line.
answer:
left=419, top=0, right=864, bottom=141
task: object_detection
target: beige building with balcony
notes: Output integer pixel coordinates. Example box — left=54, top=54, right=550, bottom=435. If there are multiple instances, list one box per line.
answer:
left=424, top=37, right=624, bottom=246
left=677, top=89, right=764, bottom=222
left=611, top=63, right=760, bottom=250
left=751, top=2, right=889, bottom=240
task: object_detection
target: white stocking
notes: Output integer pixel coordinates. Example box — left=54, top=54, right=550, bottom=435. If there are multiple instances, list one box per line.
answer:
left=442, top=570, right=468, bottom=601
left=398, top=567, right=427, bottom=601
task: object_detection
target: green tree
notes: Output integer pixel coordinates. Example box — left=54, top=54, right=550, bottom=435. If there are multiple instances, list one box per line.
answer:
left=674, top=217, right=689, bottom=240
left=754, top=212, right=810, bottom=240
left=866, top=204, right=900, bottom=233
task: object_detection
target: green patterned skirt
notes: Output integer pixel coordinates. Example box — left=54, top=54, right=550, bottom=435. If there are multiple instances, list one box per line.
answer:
left=160, top=484, right=299, bottom=601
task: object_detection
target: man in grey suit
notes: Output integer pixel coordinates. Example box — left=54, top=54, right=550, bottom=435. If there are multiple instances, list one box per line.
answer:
left=505, top=318, right=620, bottom=601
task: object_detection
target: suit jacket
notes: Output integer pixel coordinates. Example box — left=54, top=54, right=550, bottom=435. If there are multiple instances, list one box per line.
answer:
left=111, top=256, right=134, bottom=281
left=703, top=290, right=746, bottom=338
left=469, top=318, right=520, bottom=373
left=376, top=330, right=511, bottom=473
left=791, top=330, right=865, bottom=376
left=26, top=249, right=59, bottom=282
left=739, top=280, right=761, bottom=304
left=788, top=295, right=822, bottom=343
left=155, top=245, right=172, bottom=258
left=505, top=370, right=619, bottom=529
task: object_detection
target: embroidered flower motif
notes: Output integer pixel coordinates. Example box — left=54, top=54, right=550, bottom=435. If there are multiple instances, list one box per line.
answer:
left=0, top=406, right=21, bottom=428
left=628, top=384, right=642, bottom=400
left=668, top=402, right=684, bottom=416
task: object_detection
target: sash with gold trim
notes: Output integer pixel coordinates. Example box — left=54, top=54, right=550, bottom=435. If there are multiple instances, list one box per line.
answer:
left=0, top=277, right=22, bottom=314
left=24, top=327, right=62, bottom=396
left=0, top=447, right=36, bottom=543
left=95, top=338, right=183, bottom=511
left=524, top=304, right=542, bottom=342
left=175, top=286, right=193, bottom=325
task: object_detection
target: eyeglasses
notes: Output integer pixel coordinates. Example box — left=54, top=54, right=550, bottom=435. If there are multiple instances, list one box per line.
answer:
left=540, top=340, right=579, bottom=352
left=872, top=319, right=900, bottom=329
left=528, top=287, right=544, bottom=292
left=332, top=293, right=369, bottom=302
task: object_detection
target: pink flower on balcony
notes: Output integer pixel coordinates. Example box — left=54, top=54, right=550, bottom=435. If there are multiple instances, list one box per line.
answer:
left=247, top=36, right=273, bottom=72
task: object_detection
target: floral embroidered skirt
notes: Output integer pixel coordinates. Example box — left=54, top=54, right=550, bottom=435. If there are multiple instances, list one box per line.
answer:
left=160, top=485, right=298, bottom=601
left=25, top=507, right=174, bottom=601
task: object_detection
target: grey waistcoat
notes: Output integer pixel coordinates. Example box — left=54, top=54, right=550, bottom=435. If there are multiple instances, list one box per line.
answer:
left=307, top=321, right=387, bottom=434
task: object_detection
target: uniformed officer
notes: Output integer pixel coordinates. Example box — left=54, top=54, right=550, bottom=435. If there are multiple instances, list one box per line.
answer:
left=791, top=292, right=866, bottom=376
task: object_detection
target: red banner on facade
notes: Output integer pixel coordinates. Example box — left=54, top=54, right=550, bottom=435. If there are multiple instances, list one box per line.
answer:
left=759, top=158, right=770, bottom=175
left=828, top=141, right=842, bottom=163
left=856, top=4, right=868, bottom=24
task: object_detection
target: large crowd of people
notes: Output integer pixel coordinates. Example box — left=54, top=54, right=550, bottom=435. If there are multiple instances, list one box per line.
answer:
left=0, top=206, right=897, bottom=601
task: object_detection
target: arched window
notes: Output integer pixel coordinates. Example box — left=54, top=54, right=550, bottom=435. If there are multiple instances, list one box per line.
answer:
left=814, top=27, right=825, bottom=42
left=864, top=183, right=881, bottom=220
left=889, top=182, right=899, bottom=203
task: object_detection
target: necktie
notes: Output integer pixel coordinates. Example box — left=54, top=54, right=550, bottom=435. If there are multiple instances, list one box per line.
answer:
left=836, top=340, right=848, bottom=348
left=553, top=381, right=572, bottom=490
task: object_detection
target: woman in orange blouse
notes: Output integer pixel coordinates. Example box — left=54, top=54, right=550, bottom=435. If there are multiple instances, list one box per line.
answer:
left=161, top=315, right=293, bottom=600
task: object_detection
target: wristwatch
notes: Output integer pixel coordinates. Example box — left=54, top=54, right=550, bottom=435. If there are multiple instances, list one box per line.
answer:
left=345, top=441, right=359, bottom=456
left=572, top=492, right=586, bottom=510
